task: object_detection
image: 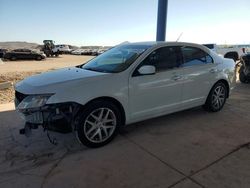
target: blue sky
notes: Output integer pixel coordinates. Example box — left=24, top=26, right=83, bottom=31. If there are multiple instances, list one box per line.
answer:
left=0, top=0, right=249, bottom=46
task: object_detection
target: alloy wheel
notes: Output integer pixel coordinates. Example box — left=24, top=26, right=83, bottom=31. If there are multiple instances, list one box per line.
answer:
left=83, top=108, right=117, bottom=143
left=211, top=85, right=226, bottom=110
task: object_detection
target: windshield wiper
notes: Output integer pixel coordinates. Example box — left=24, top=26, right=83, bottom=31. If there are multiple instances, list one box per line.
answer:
left=83, top=67, right=97, bottom=71
left=83, top=67, right=111, bottom=73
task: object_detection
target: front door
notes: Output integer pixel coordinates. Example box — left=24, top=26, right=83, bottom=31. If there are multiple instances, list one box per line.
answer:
left=129, top=46, right=184, bottom=122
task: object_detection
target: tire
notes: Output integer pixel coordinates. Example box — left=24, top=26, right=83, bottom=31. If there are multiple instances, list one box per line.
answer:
left=76, top=100, right=121, bottom=148
left=36, top=56, right=42, bottom=61
left=239, top=66, right=248, bottom=83
left=203, top=82, right=228, bottom=112
left=10, top=56, right=17, bottom=61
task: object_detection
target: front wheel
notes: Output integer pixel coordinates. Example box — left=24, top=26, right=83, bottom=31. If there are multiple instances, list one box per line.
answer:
left=36, top=55, right=42, bottom=61
left=204, top=82, right=227, bottom=112
left=76, top=100, right=121, bottom=148
left=10, top=56, right=17, bottom=61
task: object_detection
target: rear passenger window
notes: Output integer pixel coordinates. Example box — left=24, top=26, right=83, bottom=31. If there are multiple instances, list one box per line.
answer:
left=181, top=46, right=213, bottom=67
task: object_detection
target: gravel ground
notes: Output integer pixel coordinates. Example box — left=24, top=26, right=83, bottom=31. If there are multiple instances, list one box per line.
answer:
left=0, top=55, right=92, bottom=104
left=0, top=55, right=92, bottom=73
left=0, top=71, right=43, bottom=104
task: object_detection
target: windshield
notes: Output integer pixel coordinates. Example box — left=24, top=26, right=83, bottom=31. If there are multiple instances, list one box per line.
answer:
left=81, top=44, right=151, bottom=73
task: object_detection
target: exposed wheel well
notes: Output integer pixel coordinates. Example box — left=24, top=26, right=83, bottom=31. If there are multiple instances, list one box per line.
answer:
left=83, top=97, right=126, bottom=126
left=224, top=51, right=239, bottom=62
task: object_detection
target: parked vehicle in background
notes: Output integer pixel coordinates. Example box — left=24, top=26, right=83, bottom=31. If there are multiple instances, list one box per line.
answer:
left=71, top=49, right=83, bottom=55
left=239, top=54, right=250, bottom=83
left=71, top=49, right=89, bottom=55
left=3, top=49, right=45, bottom=61
left=91, top=49, right=99, bottom=56
left=42, top=40, right=60, bottom=57
left=0, top=49, right=8, bottom=58
left=85, top=49, right=93, bottom=55
left=55, top=44, right=72, bottom=54
left=77, top=49, right=90, bottom=55
left=71, top=48, right=111, bottom=56
left=97, top=49, right=107, bottom=55
left=203, top=43, right=246, bottom=62
left=15, top=42, right=236, bottom=148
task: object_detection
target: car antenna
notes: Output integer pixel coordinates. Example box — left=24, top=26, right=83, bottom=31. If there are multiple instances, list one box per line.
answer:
left=176, top=32, right=183, bottom=42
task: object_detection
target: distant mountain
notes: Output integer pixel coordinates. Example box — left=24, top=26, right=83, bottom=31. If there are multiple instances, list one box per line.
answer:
left=0, top=41, right=40, bottom=50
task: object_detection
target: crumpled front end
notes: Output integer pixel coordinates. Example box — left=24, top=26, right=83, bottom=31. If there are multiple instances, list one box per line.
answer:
left=15, top=91, right=82, bottom=143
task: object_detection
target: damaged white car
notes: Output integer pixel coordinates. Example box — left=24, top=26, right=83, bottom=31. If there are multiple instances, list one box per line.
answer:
left=15, top=42, right=236, bottom=148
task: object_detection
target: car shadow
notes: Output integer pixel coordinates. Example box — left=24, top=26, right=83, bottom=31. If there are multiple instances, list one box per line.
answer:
left=0, top=106, right=205, bottom=157
left=0, top=109, right=86, bottom=174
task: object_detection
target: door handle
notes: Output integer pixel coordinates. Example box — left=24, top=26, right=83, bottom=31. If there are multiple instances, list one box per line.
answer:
left=210, top=68, right=217, bottom=73
left=172, top=75, right=182, bottom=81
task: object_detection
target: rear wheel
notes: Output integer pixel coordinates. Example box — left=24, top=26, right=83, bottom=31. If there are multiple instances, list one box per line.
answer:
left=239, top=66, right=248, bottom=83
left=76, top=100, right=121, bottom=148
left=204, top=82, right=227, bottom=112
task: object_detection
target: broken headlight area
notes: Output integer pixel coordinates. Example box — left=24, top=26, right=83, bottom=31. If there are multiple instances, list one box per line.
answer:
left=16, top=94, right=53, bottom=113
left=17, top=99, right=82, bottom=145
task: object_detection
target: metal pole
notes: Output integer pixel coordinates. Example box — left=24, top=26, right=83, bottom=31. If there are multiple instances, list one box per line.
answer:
left=156, top=0, right=168, bottom=41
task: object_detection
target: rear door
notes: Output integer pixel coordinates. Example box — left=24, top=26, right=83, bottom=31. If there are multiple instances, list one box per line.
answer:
left=180, top=46, right=217, bottom=108
left=129, top=46, right=184, bottom=122
left=14, top=49, right=30, bottom=59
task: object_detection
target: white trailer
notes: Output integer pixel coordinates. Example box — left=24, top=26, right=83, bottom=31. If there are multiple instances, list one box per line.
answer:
left=203, top=44, right=247, bottom=61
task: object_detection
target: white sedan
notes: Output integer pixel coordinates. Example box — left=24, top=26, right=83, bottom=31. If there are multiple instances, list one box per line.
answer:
left=15, top=42, right=236, bottom=147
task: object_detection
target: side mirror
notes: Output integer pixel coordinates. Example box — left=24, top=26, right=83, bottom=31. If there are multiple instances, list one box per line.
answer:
left=138, top=65, right=156, bottom=75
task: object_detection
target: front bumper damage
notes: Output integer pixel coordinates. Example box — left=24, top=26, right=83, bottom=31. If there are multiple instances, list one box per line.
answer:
left=15, top=91, right=82, bottom=144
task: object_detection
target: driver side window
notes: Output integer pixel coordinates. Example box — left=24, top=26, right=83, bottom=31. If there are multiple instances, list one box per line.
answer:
left=134, top=46, right=181, bottom=76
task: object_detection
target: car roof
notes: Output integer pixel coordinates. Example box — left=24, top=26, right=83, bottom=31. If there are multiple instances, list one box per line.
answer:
left=126, top=41, right=212, bottom=54
left=128, top=41, right=202, bottom=47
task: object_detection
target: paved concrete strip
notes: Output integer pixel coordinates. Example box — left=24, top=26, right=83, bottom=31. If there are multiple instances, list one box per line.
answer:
left=0, top=103, right=15, bottom=112
left=171, top=179, right=202, bottom=188
left=122, top=105, right=250, bottom=175
left=0, top=109, right=185, bottom=188
left=33, top=137, right=184, bottom=188
left=122, top=134, right=204, bottom=188
left=0, top=83, right=249, bottom=187
left=192, top=147, right=250, bottom=188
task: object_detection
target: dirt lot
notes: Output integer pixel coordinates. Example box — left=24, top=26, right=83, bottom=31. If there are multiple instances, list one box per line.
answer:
left=0, top=55, right=93, bottom=104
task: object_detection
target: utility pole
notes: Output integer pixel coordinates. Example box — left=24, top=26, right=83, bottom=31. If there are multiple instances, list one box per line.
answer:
left=156, top=0, right=168, bottom=41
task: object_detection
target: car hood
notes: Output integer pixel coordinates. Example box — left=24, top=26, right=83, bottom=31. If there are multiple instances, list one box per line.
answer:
left=15, top=67, right=109, bottom=94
